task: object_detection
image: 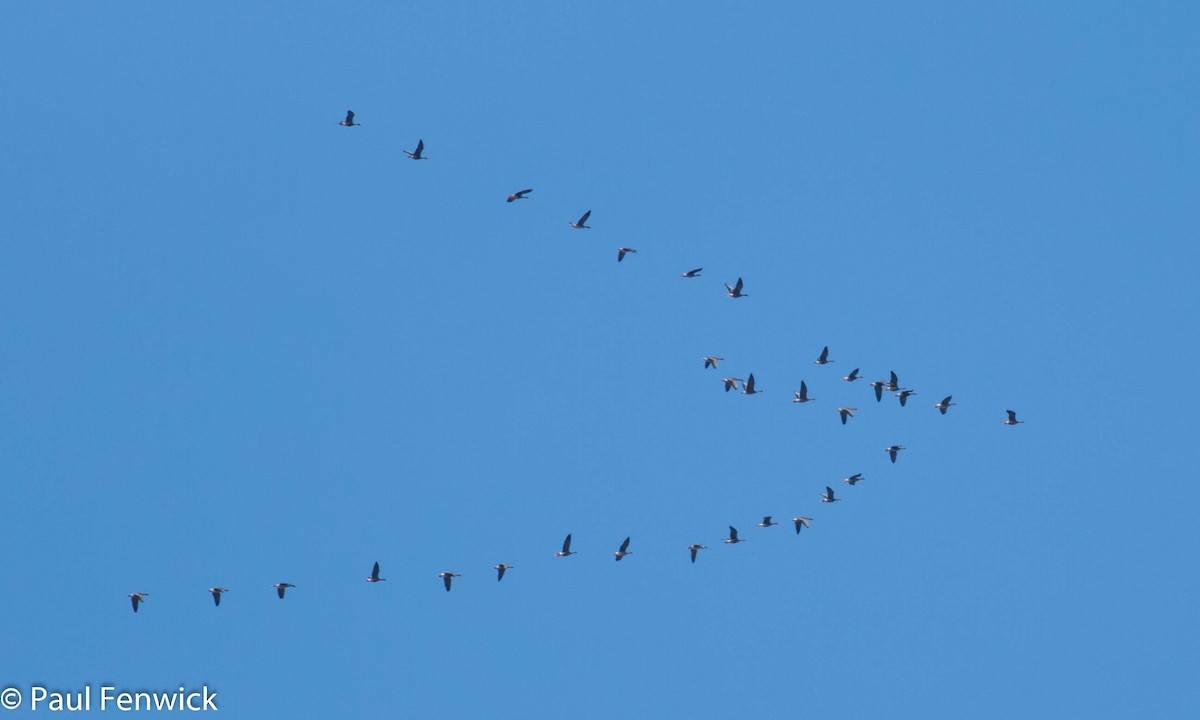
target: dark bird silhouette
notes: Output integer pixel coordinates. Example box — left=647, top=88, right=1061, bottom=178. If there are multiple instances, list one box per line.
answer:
left=757, top=516, right=778, bottom=528
left=614, top=537, right=632, bottom=561
left=741, top=373, right=762, bottom=395
left=273, top=583, right=295, bottom=599
left=506, top=188, right=533, bottom=202
left=724, top=526, right=746, bottom=544
left=820, top=486, right=840, bottom=503
left=438, top=572, right=461, bottom=592
left=208, top=587, right=229, bottom=607
left=688, top=544, right=706, bottom=563
left=366, top=562, right=386, bottom=583
left=725, top=277, right=748, bottom=298
left=129, top=593, right=148, bottom=613
left=703, top=357, right=724, bottom=369
left=1003, top=410, right=1025, bottom=425
left=886, top=445, right=905, bottom=463
left=935, top=396, right=956, bottom=415
left=338, top=110, right=360, bottom=127
left=837, top=407, right=857, bottom=425
left=494, top=564, right=513, bottom=582
left=842, top=473, right=864, bottom=486
left=680, top=268, right=703, bottom=278
left=723, top=377, right=743, bottom=392
left=885, top=371, right=902, bottom=393
left=813, top=346, right=833, bottom=365
left=792, top=381, right=814, bottom=403
left=569, top=210, right=592, bottom=229
left=870, top=380, right=887, bottom=402
left=843, top=368, right=862, bottom=382
left=792, top=517, right=812, bottom=534
left=403, top=139, right=426, bottom=159
left=555, top=534, right=577, bottom=557
left=896, top=389, right=917, bottom=407
left=617, top=248, right=637, bottom=262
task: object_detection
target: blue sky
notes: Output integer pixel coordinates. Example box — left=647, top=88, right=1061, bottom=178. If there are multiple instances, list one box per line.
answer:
left=2, top=2, right=1198, bottom=717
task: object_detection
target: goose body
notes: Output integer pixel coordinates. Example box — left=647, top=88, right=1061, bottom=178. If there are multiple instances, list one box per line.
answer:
left=273, top=583, right=295, bottom=599
left=724, top=526, right=746, bottom=544
left=366, top=561, right=386, bottom=583
left=494, top=564, right=514, bottom=581
left=725, top=277, right=748, bottom=298
left=792, top=517, right=812, bottom=534
left=555, top=533, right=577, bottom=557
left=688, top=544, right=707, bottom=563
left=338, top=110, right=360, bottom=126
left=1003, top=410, right=1024, bottom=425
left=208, top=587, right=229, bottom=607
left=614, top=536, right=632, bottom=561
left=129, top=592, right=149, bottom=613
left=837, top=407, right=857, bottom=425
left=569, top=210, right=592, bottom=229
left=935, top=396, right=956, bottom=414
left=506, top=188, right=532, bottom=202
left=403, top=139, right=426, bottom=160
left=438, top=572, right=461, bottom=592
left=792, top=381, right=814, bottom=403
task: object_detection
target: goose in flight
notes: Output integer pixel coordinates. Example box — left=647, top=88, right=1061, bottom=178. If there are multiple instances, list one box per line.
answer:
left=438, top=572, right=461, bottom=592
left=688, top=544, right=706, bottom=563
left=820, top=486, right=840, bottom=503
left=869, top=380, right=887, bottom=402
left=680, top=268, right=703, bottom=278
left=703, top=356, right=724, bottom=369
left=403, top=139, right=426, bottom=160
left=741, top=373, right=762, bottom=395
left=506, top=188, right=532, bottom=202
left=885, top=445, right=905, bottom=464
left=613, top=536, right=633, bottom=561
left=725, top=277, right=748, bottom=298
left=555, top=533, right=577, bottom=557
left=723, top=377, right=743, bottom=392
left=837, top=407, right=857, bottom=425
left=208, top=587, right=229, bottom=607
left=842, top=368, right=862, bottom=382
left=885, top=371, right=902, bottom=393
left=724, top=526, right=746, bottom=544
left=273, top=583, right=295, bottom=599
left=569, top=210, right=592, bottom=229
left=842, top=473, right=864, bottom=486
left=792, top=381, right=814, bottom=403
left=934, top=395, right=956, bottom=415
left=494, top=564, right=514, bottom=582
left=1003, top=409, right=1025, bottom=425
left=366, top=561, right=386, bottom=583
left=128, top=592, right=149, bottom=613
left=338, top=110, right=360, bottom=126
left=756, top=516, right=778, bottom=528
left=813, top=346, right=833, bottom=365
left=617, top=247, right=637, bottom=262
left=896, top=389, right=917, bottom=407
left=792, top=517, right=812, bottom=534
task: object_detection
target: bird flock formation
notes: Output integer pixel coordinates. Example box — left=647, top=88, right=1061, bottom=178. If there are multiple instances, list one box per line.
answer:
left=123, top=109, right=1027, bottom=613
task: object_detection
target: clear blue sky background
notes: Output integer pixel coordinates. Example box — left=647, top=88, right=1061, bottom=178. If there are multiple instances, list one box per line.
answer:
left=3, top=2, right=1198, bottom=718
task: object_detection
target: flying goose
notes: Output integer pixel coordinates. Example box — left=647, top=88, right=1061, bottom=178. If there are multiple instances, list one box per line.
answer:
left=506, top=188, right=532, bottom=202
left=842, top=473, right=864, bottom=486
left=273, top=583, right=295, bottom=599
left=724, top=526, right=746, bottom=544
left=703, top=356, right=724, bottom=369
left=438, top=572, right=461, bottom=592
left=403, top=139, right=426, bottom=160
left=613, top=536, right=632, bottom=561
left=934, top=396, right=956, bottom=414
left=208, top=587, right=229, bottom=607
left=366, top=561, right=386, bottom=583
left=338, top=110, right=360, bottom=126
left=725, top=277, right=748, bottom=298
left=792, top=517, right=812, bottom=534
left=680, top=268, right=703, bottom=278
left=842, top=368, right=862, bottom=382
left=617, top=247, right=637, bottom=262
left=1003, top=410, right=1024, bottom=425
left=837, top=407, right=857, bottom=425
left=494, top=564, right=514, bottom=582
left=128, top=592, right=149, bottom=613
left=688, top=544, right=706, bottom=563
left=885, top=445, right=905, bottom=463
left=723, top=377, right=743, bottom=392
left=896, top=389, right=917, bottom=407
left=792, top=381, right=814, bottom=403
left=569, top=210, right=592, bottom=229
left=555, top=533, right=577, bottom=557
left=741, top=373, right=762, bottom=395
left=813, top=346, right=833, bottom=364
left=820, top=486, right=840, bottom=503
left=869, top=380, right=887, bottom=402
left=756, top=516, right=778, bottom=528
left=885, top=371, right=901, bottom=393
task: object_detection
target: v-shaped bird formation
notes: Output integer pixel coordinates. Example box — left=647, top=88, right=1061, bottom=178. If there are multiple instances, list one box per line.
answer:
left=118, top=109, right=1027, bottom=612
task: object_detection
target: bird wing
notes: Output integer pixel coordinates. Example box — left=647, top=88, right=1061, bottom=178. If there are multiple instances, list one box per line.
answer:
left=372, top=562, right=381, bottom=580
left=800, top=380, right=808, bottom=397
left=345, top=111, right=355, bottom=123
left=819, top=346, right=829, bottom=362
left=690, top=547, right=698, bottom=562
left=734, top=277, right=744, bottom=293
left=688, top=268, right=702, bottom=275
left=1007, top=410, right=1017, bottom=421
left=577, top=210, right=591, bottom=225
left=890, top=371, right=899, bottom=386
left=277, top=586, right=286, bottom=599
left=826, top=486, right=835, bottom=497
left=729, top=526, right=739, bottom=541
left=745, top=374, right=756, bottom=392
left=497, top=566, right=507, bottom=581
left=443, top=575, right=452, bottom=591
left=874, top=384, right=883, bottom=401
left=617, top=249, right=626, bottom=261
left=517, top=188, right=532, bottom=197
left=562, top=534, right=573, bottom=552
left=131, top=595, right=140, bottom=612
left=619, top=537, right=631, bottom=553
left=415, top=139, right=424, bottom=155
left=213, top=591, right=221, bottom=606
left=849, top=368, right=860, bottom=379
